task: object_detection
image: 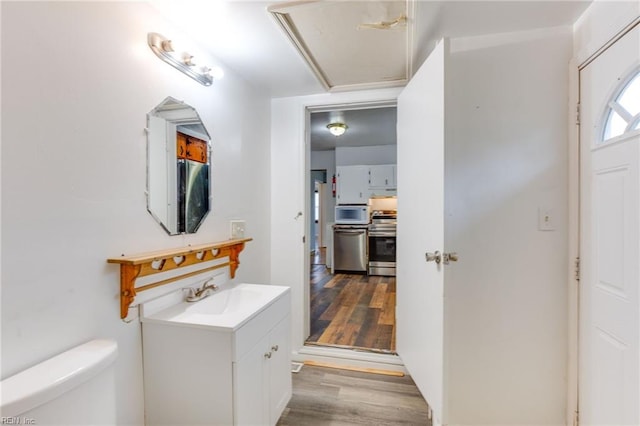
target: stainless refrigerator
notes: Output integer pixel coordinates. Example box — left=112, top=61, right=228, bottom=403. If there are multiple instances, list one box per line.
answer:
left=177, top=159, right=210, bottom=234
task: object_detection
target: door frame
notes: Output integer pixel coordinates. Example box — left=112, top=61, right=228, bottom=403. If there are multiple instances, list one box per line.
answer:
left=271, top=86, right=405, bottom=371
left=298, top=97, right=403, bottom=369
left=570, top=17, right=640, bottom=426
left=567, top=56, right=580, bottom=426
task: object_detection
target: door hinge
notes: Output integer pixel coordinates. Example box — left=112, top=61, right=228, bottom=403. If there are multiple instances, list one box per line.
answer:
left=576, top=103, right=581, bottom=126
left=573, top=409, right=579, bottom=426
left=302, top=235, right=306, bottom=244
left=574, top=257, right=580, bottom=282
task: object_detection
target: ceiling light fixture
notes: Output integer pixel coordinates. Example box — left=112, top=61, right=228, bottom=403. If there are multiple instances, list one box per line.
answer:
left=148, top=32, right=223, bottom=86
left=327, top=122, right=348, bottom=137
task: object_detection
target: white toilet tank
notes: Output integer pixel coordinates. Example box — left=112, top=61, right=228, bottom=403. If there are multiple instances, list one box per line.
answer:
left=1, top=339, right=118, bottom=425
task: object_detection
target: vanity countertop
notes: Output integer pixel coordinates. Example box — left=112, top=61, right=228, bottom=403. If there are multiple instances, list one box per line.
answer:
left=141, top=283, right=290, bottom=332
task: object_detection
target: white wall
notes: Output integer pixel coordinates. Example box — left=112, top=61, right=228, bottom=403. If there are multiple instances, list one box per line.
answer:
left=335, top=144, right=397, bottom=166
left=271, top=88, right=402, bottom=353
left=1, top=3, right=271, bottom=424
left=573, top=0, right=640, bottom=65
left=443, top=27, right=572, bottom=424
left=311, top=150, right=336, bottom=172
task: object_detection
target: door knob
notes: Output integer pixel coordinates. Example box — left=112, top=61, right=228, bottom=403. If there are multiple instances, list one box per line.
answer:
left=425, top=251, right=442, bottom=264
left=443, top=252, right=458, bottom=265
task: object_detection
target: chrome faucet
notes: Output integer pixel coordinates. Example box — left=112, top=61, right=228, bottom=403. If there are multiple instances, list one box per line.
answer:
left=184, top=279, right=218, bottom=302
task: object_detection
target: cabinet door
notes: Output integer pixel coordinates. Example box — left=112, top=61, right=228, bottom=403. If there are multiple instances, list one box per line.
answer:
left=185, top=136, right=208, bottom=163
left=369, top=164, right=396, bottom=188
left=233, top=334, right=270, bottom=426
left=233, top=316, right=292, bottom=426
left=337, top=165, right=370, bottom=204
left=176, top=132, right=188, bottom=159
left=269, top=316, right=292, bottom=425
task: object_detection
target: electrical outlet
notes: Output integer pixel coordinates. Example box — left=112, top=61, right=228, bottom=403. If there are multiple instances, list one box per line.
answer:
left=230, top=220, right=245, bottom=239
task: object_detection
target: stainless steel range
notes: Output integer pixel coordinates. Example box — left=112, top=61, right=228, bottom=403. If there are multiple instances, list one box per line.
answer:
left=368, top=210, right=397, bottom=276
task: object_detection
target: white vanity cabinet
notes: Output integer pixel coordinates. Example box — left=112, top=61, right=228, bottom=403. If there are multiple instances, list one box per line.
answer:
left=142, top=285, right=291, bottom=426
left=234, top=315, right=291, bottom=426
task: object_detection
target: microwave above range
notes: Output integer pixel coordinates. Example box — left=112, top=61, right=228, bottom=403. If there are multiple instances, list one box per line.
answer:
left=335, top=205, right=369, bottom=225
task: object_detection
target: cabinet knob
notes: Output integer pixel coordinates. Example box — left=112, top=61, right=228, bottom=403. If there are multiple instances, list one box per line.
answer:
left=271, top=345, right=279, bottom=352
left=264, top=351, right=272, bottom=359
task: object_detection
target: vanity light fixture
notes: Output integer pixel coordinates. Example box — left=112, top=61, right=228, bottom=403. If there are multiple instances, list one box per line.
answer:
left=327, top=122, right=348, bottom=137
left=148, top=32, right=222, bottom=86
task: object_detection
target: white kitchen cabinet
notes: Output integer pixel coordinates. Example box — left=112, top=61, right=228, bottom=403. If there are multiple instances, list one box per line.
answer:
left=369, top=164, right=396, bottom=188
left=336, top=165, right=370, bottom=204
left=369, top=164, right=397, bottom=197
left=142, top=286, right=291, bottom=426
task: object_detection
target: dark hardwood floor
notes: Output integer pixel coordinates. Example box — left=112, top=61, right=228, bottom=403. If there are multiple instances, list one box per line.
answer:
left=307, top=262, right=396, bottom=353
left=311, top=247, right=327, bottom=265
left=277, top=365, right=431, bottom=426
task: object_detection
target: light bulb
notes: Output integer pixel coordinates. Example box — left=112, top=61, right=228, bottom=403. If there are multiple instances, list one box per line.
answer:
left=327, top=123, right=347, bottom=136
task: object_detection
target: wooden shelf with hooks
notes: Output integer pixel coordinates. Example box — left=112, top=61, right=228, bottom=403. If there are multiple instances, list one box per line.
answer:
left=107, top=238, right=252, bottom=319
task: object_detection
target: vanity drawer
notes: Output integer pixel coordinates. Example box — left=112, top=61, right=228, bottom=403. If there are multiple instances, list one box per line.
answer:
left=233, top=290, right=290, bottom=361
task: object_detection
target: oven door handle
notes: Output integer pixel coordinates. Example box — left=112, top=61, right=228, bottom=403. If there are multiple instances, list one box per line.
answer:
left=335, top=229, right=367, bottom=234
left=369, top=232, right=396, bottom=237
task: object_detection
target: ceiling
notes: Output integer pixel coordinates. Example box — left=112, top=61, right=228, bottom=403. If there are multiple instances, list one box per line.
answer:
left=149, top=0, right=592, bottom=150
left=268, top=1, right=411, bottom=91
left=310, top=107, right=398, bottom=151
left=150, top=0, right=591, bottom=98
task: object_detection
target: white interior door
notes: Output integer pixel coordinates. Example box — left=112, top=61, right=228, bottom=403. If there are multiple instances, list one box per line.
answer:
left=396, top=39, right=448, bottom=424
left=579, top=22, right=639, bottom=425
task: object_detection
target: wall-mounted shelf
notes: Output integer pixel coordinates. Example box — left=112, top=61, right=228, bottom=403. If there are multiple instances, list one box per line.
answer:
left=107, top=238, right=252, bottom=319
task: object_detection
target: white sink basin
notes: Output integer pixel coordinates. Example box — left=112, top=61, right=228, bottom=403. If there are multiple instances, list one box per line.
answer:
left=142, top=283, right=290, bottom=331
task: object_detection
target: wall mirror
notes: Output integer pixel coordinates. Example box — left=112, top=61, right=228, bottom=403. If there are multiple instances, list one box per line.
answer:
left=147, top=97, right=211, bottom=235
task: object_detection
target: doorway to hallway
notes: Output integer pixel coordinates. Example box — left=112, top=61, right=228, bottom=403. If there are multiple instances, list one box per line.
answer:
left=305, top=103, right=398, bottom=354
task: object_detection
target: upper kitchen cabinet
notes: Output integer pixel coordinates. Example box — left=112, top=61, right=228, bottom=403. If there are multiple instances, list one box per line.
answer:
left=336, top=165, right=370, bottom=204
left=369, top=164, right=396, bottom=196
left=337, top=164, right=398, bottom=204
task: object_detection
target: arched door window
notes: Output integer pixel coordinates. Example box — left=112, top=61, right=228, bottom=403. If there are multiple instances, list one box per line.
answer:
left=602, top=68, right=640, bottom=142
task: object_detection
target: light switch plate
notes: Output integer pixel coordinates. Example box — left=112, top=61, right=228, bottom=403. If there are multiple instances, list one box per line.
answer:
left=230, top=220, right=245, bottom=239
left=538, top=208, right=555, bottom=231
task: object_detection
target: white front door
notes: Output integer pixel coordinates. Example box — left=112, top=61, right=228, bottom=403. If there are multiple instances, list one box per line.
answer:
left=579, top=22, right=640, bottom=425
left=396, top=39, right=448, bottom=424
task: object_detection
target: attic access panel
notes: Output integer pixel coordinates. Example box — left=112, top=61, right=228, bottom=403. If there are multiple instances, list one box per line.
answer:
left=269, top=0, right=413, bottom=92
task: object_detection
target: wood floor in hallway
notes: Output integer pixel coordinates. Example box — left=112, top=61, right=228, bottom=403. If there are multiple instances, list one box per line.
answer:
left=307, top=264, right=396, bottom=353
left=276, top=365, right=431, bottom=426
